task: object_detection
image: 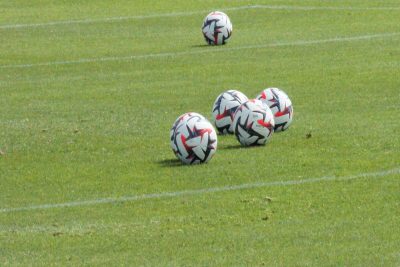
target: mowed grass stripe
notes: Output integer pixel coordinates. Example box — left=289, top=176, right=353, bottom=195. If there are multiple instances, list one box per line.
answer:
left=1, top=167, right=398, bottom=214
left=252, top=4, right=400, bottom=11
left=0, top=6, right=250, bottom=30
left=1, top=5, right=399, bottom=30
left=1, top=32, right=399, bottom=69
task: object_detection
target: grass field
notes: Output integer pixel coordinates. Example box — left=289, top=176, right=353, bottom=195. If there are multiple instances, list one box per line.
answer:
left=1, top=0, right=400, bottom=265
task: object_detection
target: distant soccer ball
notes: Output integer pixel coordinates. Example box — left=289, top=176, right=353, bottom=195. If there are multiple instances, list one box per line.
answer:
left=256, top=88, right=294, bottom=132
left=212, top=90, right=248, bottom=134
left=202, top=11, right=232, bottom=45
left=170, top=113, right=217, bottom=164
left=232, top=99, right=275, bottom=146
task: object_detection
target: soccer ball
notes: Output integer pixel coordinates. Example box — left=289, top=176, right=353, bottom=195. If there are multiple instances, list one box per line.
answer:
left=232, top=99, right=275, bottom=146
left=170, top=113, right=217, bottom=164
left=202, top=11, right=232, bottom=45
left=170, top=112, right=206, bottom=143
left=256, top=88, right=294, bottom=132
left=212, top=90, right=248, bottom=134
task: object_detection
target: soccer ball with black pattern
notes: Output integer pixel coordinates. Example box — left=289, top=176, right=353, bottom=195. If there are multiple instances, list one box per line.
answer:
left=202, top=11, right=232, bottom=45
left=170, top=113, right=217, bottom=164
left=256, top=88, right=294, bottom=132
left=232, top=99, right=275, bottom=146
left=169, top=112, right=206, bottom=143
left=212, top=90, right=248, bottom=134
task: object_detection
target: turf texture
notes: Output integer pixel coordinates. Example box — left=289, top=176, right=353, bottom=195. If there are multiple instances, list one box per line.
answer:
left=1, top=0, right=399, bottom=265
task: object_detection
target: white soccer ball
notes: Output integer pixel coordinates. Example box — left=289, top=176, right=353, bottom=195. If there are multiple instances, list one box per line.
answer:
left=232, top=99, right=275, bottom=146
left=170, top=112, right=206, bottom=143
left=212, top=90, right=248, bottom=134
left=256, top=88, right=294, bottom=132
left=170, top=113, right=217, bottom=164
left=202, top=11, right=232, bottom=45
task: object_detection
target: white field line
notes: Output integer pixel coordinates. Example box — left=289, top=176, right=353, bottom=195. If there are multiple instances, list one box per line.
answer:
left=0, top=167, right=399, bottom=214
left=0, top=5, right=399, bottom=30
left=1, top=32, right=400, bottom=69
left=0, top=222, right=143, bottom=234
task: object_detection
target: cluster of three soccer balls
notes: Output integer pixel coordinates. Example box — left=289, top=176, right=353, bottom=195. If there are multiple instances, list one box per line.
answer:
left=170, top=88, right=294, bottom=165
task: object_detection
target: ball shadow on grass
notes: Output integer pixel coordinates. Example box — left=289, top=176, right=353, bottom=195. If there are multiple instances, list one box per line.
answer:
left=190, top=44, right=210, bottom=48
left=217, top=134, right=267, bottom=150
left=157, top=158, right=184, bottom=168
left=220, top=144, right=244, bottom=150
left=220, top=144, right=263, bottom=150
left=156, top=158, right=214, bottom=168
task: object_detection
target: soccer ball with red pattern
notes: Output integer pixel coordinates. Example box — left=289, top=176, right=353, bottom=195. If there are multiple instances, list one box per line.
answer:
left=170, top=112, right=206, bottom=143
left=256, top=88, right=294, bottom=132
left=202, top=11, right=232, bottom=45
left=170, top=113, right=217, bottom=164
left=212, top=90, right=248, bottom=134
left=232, top=99, right=275, bottom=146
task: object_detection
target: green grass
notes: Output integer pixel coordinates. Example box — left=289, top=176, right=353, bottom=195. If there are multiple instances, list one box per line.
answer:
left=1, top=0, right=400, bottom=265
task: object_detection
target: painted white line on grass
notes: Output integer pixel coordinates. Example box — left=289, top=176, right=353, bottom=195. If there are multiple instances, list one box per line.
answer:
left=0, top=5, right=399, bottom=30
left=0, top=222, right=142, bottom=234
left=1, top=32, right=399, bottom=69
left=0, top=167, right=399, bottom=214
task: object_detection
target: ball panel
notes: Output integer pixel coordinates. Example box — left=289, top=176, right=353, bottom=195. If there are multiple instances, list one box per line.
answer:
left=170, top=112, right=205, bottom=143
